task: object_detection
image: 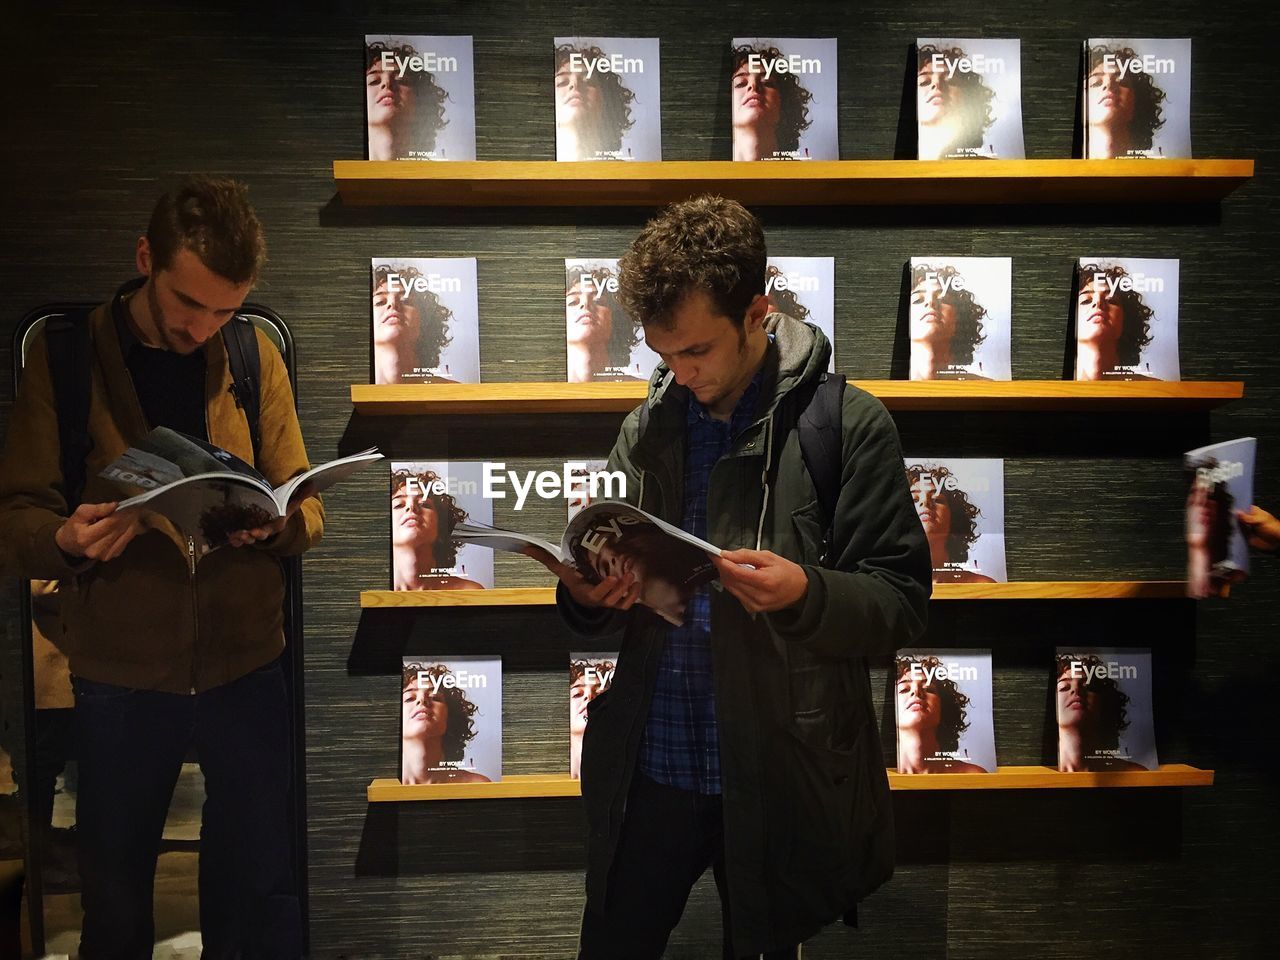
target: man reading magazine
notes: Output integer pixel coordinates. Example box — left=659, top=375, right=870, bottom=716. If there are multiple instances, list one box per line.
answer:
left=538, top=195, right=931, bottom=959
left=0, top=177, right=322, bottom=958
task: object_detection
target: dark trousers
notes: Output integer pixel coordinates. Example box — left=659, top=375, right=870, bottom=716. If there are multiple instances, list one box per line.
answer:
left=73, top=658, right=301, bottom=960
left=579, top=772, right=801, bottom=960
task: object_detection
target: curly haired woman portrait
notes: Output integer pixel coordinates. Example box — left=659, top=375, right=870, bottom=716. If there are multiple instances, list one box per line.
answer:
left=896, top=655, right=987, bottom=773
left=554, top=43, right=638, bottom=160
left=906, top=463, right=996, bottom=583
left=401, top=662, right=491, bottom=784
left=908, top=263, right=990, bottom=380
left=391, top=468, right=484, bottom=591
left=916, top=43, right=998, bottom=160
left=1075, top=263, right=1157, bottom=381
left=372, top=264, right=456, bottom=384
left=1085, top=45, right=1167, bottom=159
left=570, top=657, right=616, bottom=779
left=730, top=44, right=814, bottom=161
left=565, top=263, right=643, bottom=382
left=1055, top=654, right=1146, bottom=772
left=365, top=40, right=452, bottom=160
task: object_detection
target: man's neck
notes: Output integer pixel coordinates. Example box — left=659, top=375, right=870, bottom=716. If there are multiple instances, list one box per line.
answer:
left=125, top=281, right=164, bottom=349
left=706, top=328, right=770, bottom=421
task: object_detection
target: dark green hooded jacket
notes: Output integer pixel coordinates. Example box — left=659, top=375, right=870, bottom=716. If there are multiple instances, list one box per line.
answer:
left=558, top=312, right=931, bottom=955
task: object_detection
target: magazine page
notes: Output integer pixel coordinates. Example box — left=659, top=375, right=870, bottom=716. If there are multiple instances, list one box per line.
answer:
left=730, top=38, right=838, bottom=161
left=553, top=37, right=661, bottom=161
left=1074, top=257, right=1180, bottom=381
left=116, top=477, right=281, bottom=557
left=400, top=656, right=502, bottom=784
left=371, top=257, right=481, bottom=384
left=916, top=39, right=1025, bottom=160
left=1055, top=648, right=1157, bottom=771
left=391, top=461, right=494, bottom=590
left=570, top=652, right=618, bottom=779
left=561, top=501, right=720, bottom=626
left=904, top=458, right=1007, bottom=583
left=101, top=426, right=268, bottom=491
left=365, top=35, right=476, bottom=161
left=1083, top=39, right=1191, bottom=159
left=451, top=520, right=563, bottom=562
left=907, top=258, right=1012, bottom=381
left=273, top=448, right=383, bottom=513
left=895, top=649, right=996, bottom=774
left=766, top=257, right=836, bottom=374
left=564, top=259, right=659, bottom=382
left=1184, top=437, right=1256, bottom=598
left=566, top=459, right=611, bottom=522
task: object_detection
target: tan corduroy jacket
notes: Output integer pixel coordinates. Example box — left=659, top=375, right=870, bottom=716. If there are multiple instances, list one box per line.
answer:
left=0, top=295, right=324, bottom=693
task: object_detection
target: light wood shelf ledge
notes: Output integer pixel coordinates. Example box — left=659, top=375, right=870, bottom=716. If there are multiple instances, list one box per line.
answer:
left=367, top=764, right=1213, bottom=801
left=333, top=158, right=1254, bottom=207
left=351, top=380, right=1243, bottom=415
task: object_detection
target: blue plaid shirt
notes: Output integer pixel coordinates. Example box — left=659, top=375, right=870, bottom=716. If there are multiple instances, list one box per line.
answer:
left=638, top=371, right=765, bottom=795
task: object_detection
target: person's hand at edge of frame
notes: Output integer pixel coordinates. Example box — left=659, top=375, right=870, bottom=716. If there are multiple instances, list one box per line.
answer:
left=520, top=544, right=642, bottom=611
left=1237, top=504, right=1280, bottom=553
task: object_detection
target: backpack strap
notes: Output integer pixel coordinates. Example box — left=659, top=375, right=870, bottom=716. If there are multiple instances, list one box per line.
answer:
left=222, top=315, right=262, bottom=461
left=43, top=309, right=95, bottom=511
left=796, top=372, right=846, bottom=564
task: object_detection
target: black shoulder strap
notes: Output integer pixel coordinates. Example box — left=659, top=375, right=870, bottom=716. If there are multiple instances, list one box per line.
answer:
left=222, top=315, right=262, bottom=461
left=797, top=372, right=846, bottom=560
left=44, top=309, right=95, bottom=510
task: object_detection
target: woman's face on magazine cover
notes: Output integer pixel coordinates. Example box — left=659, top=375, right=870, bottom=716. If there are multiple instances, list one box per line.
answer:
left=403, top=680, right=449, bottom=742
left=1086, top=63, right=1135, bottom=129
left=372, top=281, right=422, bottom=347
left=896, top=673, right=941, bottom=731
left=570, top=673, right=607, bottom=735
left=910, top=477, right=952, bottom=538
left=555, top=63, right=602, bottom=127
left=731, top=65, right=781, bottom=132
left=566, top=279, right=613, bottom=347
left=591, top=538, right=685, bottom=623
left=392, top=483, right=439, bottom=548
left=909, top=277, right=958, bottom=347
left=1076, top=279, right=1125, bottom=346
left=1056, top=672, right=1096, bottom=729
left=367, top=63, right=416, bottom=126
left=916, top=62, right=955, bottom=126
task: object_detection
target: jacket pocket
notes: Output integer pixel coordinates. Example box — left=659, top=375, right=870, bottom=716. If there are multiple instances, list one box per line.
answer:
left=789, top=499, right=826, bottom=567
left=781, top=720, right=879, bottom=872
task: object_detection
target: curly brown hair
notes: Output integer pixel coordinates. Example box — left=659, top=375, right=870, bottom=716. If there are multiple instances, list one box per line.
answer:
left=896, top=655, right=972, bottom=753
left=618, top=195, right=766, bottom=331
left=1055, top=654, right=1131, bottom=752
left=1078, top=263, right=1155, bottom=366
left=570, top=658, right=617, bottom=692
left=555, top=44, right=637, bottom=155
left=906, top=463, right=983, bottom=563
left=730, top=44, right=814, bottom=153
left=764, top=264, right=812, bottom=322
left=373, top=264, right=454, bottom=371
left=366, top=40, right=451, bottom=156
left=566, top=263, right=641, bottom=367
left=917, top=44, right=997, bottom=151
left=147, top=176, right=266, bottom=285
left=391, top=468, right=469, bottom=568
left=402, top=661, right=481, bottom=761
left=910, top=263, right=988, bottom=365
left=1087, top=45, right=1167, bottom=151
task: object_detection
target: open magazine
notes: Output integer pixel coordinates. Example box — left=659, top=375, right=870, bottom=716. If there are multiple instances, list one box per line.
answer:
left=454, top=501, right=719, bottom=626
left=101, top=427, right=382, bottom=556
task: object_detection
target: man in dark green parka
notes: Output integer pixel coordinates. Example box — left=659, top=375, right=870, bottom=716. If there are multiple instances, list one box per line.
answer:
left=549, top=196, right=932, bottom=959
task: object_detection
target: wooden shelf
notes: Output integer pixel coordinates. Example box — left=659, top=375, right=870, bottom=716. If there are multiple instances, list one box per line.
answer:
left=360, top=582, right=1186, bottom=608
left=367, top=764, right=1213, bottom=801
left=352, top=380, right=1243, bottom=415
left=333, top=159, right=1253, bottom=207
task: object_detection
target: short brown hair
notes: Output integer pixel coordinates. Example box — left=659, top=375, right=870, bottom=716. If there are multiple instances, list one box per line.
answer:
left=147, top=177, right=266, bottom=285
left=617, top=195, right=766, bottom=330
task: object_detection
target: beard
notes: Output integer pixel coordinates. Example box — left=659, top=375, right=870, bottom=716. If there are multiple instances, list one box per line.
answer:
left=146, top=280, right=202, bottom=355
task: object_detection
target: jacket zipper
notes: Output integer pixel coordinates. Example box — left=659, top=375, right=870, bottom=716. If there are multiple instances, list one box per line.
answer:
left=187, top=536, right=199, bottom=692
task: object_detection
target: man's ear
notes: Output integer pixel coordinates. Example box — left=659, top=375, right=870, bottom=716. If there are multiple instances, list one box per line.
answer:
left=135, top=236, right=152, bottom=278
left=745, top=292, right=771, bottom=332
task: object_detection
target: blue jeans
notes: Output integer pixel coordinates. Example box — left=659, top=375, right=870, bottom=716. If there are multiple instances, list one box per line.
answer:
left=73, top=658, right=300, bottom=960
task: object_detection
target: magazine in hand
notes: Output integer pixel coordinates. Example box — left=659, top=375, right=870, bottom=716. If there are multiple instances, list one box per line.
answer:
left=570, top=651, right=618, bottom=779
left=566, top=459, right=610, bottom=522
left=455, top=500, right=720, bottom=626
left=907, top=257, right=1012, bottom=381
left=391, top=461, right=494, bottom=590
left=365, top=34, right=476, bottom=161
left=372, top=257, right=481, bottom=384
left=554, top=37, right=661, bottom=161
left=904, top=457, right=1007, bottom=584
left=565, top=259, right=659, bottom=382
left=730, top=38, right=838, bottom=161
left=1082, top=39, right=1191, bottom=159
left=1055, top=648, right=1157, bottom=772
left=1184, top=437, right=1256, bottom=599
left=1074, top=257, right=1179, bottom=381
left=400, top=655, right=502, bottom=785
left=916, top=38, right=1025, bottom=160
left=766, top=257, right=836, bottom=373
left=895, top=649, right=996, bottom=774
left=100, top=427, right=381, bottom=557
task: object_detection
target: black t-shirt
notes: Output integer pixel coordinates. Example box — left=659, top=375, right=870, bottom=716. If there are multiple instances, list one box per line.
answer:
left=114, top=292, right=208, bottom=442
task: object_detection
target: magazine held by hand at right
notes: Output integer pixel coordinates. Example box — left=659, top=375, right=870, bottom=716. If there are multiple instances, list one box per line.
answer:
left=454, top=501, right=720, bottom=626
left=101, top=426, right=382, bottom=556
left=1184, top=437, right=1256, bottom=599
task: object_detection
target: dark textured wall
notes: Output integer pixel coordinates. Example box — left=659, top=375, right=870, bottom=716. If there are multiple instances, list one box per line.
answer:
left=2, top=1, right=1277, bottom=957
